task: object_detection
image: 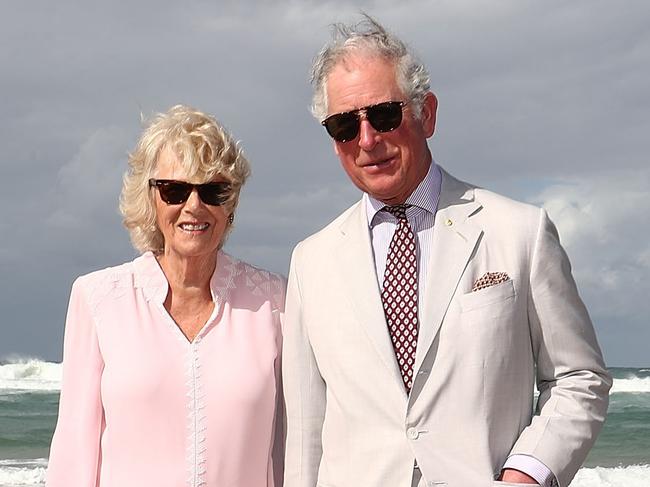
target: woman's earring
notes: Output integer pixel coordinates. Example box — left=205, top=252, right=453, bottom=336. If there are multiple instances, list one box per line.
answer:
left=227, top=214, right=234, bottom=224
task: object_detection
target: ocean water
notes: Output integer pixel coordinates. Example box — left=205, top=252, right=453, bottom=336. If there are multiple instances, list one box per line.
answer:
left=0, top=360, right=58, bottom=487
left=0, top=360, right=648, bottom=486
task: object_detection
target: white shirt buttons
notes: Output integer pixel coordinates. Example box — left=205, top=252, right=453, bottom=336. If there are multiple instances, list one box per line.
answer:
left=407, top=427, right=419, bottom=440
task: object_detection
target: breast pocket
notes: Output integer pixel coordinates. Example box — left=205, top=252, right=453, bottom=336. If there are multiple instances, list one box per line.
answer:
left=455, top=279, right=523, bottom=367
left=458, top=278, right=516, bottom=313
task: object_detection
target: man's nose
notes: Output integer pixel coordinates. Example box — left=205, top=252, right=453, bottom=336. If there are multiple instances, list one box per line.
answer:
left=358, top=117, right=378, bottom=151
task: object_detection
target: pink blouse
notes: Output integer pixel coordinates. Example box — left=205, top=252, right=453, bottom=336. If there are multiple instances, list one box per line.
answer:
left=47, top=251, right=285, bottom=487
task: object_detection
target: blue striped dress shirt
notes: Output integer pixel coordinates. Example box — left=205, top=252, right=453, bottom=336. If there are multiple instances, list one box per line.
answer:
left=364, top=161, right=442, bottom=299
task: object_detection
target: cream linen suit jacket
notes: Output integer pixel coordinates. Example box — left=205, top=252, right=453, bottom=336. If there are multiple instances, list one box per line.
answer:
left=282, top=169, right=611, bottom=487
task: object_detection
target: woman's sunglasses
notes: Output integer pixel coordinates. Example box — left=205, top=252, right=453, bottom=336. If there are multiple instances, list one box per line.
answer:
left=149, top=179, right=231, bottom=206
left=321, top=101, right=407, bottom=143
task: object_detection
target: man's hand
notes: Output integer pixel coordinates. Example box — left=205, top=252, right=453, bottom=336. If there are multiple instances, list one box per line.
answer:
left=500, top=468, right=539, bottom=484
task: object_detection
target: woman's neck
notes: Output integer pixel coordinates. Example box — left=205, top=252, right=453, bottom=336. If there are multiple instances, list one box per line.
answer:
left=156, top=251, right=217, bottom=298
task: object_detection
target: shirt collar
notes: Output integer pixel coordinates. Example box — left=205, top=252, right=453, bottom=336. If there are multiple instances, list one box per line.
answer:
left=132, top=250, right=238, bottom=305
left=364, top=160, right=442, bottom=227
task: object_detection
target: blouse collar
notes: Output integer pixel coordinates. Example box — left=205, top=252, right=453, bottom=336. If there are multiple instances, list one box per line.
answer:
left=132, top=250, right=238, bottom=307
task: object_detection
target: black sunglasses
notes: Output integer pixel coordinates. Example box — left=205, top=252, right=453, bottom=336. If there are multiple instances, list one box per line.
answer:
left=321, top=101, right=407, bottom=143
left=149, top=179, right=231, bottom=206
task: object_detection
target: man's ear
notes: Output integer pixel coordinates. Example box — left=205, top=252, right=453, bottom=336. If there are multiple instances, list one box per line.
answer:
left=421, top=91, right=438, bottom=138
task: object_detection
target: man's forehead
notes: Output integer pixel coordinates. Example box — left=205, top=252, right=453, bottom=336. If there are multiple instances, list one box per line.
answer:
left=333, top=52, right=394, bottom=73
left=325, top=55, right=403, bottom=111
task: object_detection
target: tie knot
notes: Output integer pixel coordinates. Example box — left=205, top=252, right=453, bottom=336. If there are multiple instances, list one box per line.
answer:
left=383, top=204, right=410, bottom=221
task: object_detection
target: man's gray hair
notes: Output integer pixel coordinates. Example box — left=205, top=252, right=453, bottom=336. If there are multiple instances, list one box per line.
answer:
left=310, top=14, right=431, bottom=121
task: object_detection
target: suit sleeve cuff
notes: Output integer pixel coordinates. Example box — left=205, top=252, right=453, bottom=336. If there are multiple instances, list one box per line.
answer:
left=503, top=454, right=558, bottom=487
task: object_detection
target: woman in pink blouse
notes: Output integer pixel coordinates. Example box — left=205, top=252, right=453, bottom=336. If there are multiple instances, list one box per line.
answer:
left=47, top=105, right=285, bottom=487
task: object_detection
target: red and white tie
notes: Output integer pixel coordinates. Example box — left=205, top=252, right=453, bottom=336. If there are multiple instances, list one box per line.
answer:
left=381, top=204, right=418, bottom=393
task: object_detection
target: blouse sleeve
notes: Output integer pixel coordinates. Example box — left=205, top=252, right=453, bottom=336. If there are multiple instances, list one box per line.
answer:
left=271, top=272, right=287, bottom=487
left=46, top=277, right=105, bottom=486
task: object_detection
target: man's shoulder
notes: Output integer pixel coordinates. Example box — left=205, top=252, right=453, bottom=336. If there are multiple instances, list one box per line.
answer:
left=474, top=186, right=541, bottom=218
left=441, top=167, right=540, bottom=215
left=296, top=200, right=363, bottom=249
left=438, top=168, right=545, bottom=242
left=439, top=169, right=541, bottom=225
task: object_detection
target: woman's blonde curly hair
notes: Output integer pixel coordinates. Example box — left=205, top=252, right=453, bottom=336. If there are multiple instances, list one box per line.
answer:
left=120, top=105, right=250, bottom=253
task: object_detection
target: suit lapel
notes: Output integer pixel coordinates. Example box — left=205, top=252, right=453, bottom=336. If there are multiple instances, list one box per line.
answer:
left=332, top=202, right=407, bottom=396
left=328, top=170, right=483, bottom=397
left=414, top=170, right=483, bottom=375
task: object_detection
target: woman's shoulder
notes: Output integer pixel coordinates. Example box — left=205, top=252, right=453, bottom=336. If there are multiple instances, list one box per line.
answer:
left=220, top=252, right=287, bottom=310
left=71, top=254, right=153, bottom=304
left=225, top=254, right=286, bottom=288
left=74, top=260, right=132, bottom=287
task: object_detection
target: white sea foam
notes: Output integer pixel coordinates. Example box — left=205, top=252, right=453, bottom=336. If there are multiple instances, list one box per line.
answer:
left=2, top=361, right=649, bottom=394
left=0, top=459, right=646, bottom=487
left=0, top=459, right=46, bottom=486
left=0, top=359, right=61, bottom=392
left=534, top=375, right=650, bottom=396
left=610, top=376, right=650, bottom=394
left=571, top=464, right=650, bottom=486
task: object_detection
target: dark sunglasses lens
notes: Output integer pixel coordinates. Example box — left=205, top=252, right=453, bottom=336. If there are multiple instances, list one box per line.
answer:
left=367, top=102, right=403, bottom=132
left=158, top=182, right=192, bottom=204
left=197, top=183, right=231, bottom=206
left=325, top=112, right=359, bottom=142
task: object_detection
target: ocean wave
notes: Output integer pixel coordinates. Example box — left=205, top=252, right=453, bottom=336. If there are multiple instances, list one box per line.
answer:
left=610, top=377, right=650, bottom=394
left=0, top=359, right=61, bottom=392
left=1, top=359, right=648, bottom=395
left=0, top=458, right=46, bottom=486
left=571, top=464, right=650, bottom=486
left=0, top=457, right=647, bottom=487
left=0, top=460, right=647, bottom=487
left=535, top=375, right=650, bottom=395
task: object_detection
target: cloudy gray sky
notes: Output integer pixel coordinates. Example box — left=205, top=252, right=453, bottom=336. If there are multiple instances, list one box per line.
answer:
left=1, top=0, right=648, bottom=366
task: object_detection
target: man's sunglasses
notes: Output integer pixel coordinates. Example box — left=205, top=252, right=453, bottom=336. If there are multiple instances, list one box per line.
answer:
left=149, top=179, right=231, bottom=206
left=321, top=101, right=407, bottom=143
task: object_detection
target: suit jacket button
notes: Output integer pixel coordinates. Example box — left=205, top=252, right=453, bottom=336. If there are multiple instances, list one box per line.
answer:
left=407, top=427, right=419, bottom=440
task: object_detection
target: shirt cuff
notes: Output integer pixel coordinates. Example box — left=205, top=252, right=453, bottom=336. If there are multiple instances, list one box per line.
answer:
left=502, top=454, right=558, bottom=487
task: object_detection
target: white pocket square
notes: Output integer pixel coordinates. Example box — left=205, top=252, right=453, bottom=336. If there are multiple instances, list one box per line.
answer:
left=472, top=272, right=510, bottom=292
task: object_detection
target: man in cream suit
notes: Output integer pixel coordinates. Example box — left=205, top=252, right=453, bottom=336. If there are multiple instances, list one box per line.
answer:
left=282, top=16, right=611, bottom=487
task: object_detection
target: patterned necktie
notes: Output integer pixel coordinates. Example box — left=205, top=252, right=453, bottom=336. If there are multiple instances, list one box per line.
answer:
left=381, top=204, right=418, bottom=393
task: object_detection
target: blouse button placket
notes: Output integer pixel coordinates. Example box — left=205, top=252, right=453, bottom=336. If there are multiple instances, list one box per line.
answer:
left=186, top=340, right=207, bottom=487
